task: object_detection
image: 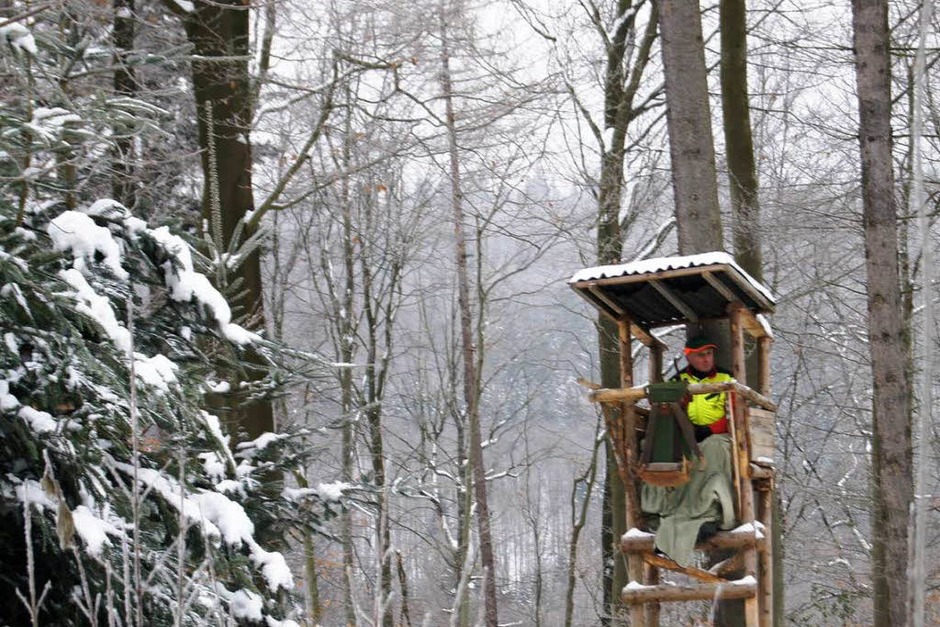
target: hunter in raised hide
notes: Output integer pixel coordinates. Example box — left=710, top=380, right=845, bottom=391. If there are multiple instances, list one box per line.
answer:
left=640, top=336, right=736, bottom=567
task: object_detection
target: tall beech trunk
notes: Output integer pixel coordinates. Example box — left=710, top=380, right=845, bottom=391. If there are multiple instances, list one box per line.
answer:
left=851, top=1, right=913, bottom=624
left=656, top=0, right=722, bottom=253
left=719, top=0, right=762, bottom=281
left=658, top=3, right=748, bottom=623
left=717, top=2, right=768, bottom=623
left=656, top=0, right=726, bottom=365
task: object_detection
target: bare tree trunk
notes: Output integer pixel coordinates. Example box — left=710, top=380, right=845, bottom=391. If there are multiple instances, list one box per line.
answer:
left=597, top=77, right=626, bottom=618
left=520, top=427, right=545, bottom=627
left=851, top=2, right=913, bottom=625
left=565, top=419, right=604, bottom=627
left=111, top=0, right=136, bottom=209
left=659, top=3, right=742, bottom=624
left=341, top=417, right=356, bottom=627
left=598, top=319, right=625, bottom=625
left=338, top=97, right=359, bottom=627
left=173, top=0, right=274, bottom=440
left=717, top=4, right=772, bottom=624
left=54, top=10, right=79, bottom=211
left=361, top=204, right=395, bottom=626
left=296, top=472, right=324, bottom=623
left=396, top=551, right=413, bottom=627
left=584, top=3, right=659, bottom=621
left=657, top=0, right=728, bottom=364
left=656, top=0, right=722, bottom=251
left=438, top=4, right=498, bottom=625
left=322, top=96, right=405, bottom=623
left=456, top=405, right=472, bottom=627
left=719, top=0, right=762, bottom=281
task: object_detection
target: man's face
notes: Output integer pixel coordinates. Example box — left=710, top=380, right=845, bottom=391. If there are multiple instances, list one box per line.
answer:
left=687, top=348, right=715, bottom=373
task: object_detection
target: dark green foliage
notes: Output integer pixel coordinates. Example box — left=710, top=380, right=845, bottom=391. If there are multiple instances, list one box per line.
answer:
left=0, top=17, right=337, bottom=626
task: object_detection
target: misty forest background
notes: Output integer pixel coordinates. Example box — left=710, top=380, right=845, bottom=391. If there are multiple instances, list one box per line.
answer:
left=0, top=0, right=938, bottom=625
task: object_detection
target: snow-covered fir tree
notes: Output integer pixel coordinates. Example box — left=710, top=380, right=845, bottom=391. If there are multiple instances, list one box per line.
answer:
left=0, top=16, right=343, bottom=627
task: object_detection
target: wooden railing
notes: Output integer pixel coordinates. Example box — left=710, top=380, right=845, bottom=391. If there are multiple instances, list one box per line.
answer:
left=588, top=380, right=776, bottom=412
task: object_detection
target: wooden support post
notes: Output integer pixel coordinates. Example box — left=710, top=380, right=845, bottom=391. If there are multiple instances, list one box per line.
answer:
left=650, top=343, right=663, bottom=384
left=728, top=309, right=745, bottom=520
left=757, top=480, right=774, bottom=627
left=757, top=333, right=776, bottom=626
left=757, top=336, right=772, bottom=398
left=729, top=305, right=759, bottom=626
left=729, top=305, right=747, bottom=387
left=619, top=321, right=639, bottom=529
left=644, top=340, right=661, bottom=626
left=617, top=320, right=646, bottom=627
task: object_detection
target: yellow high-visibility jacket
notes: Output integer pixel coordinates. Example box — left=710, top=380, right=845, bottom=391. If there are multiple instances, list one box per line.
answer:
left=675, top=368, right=733, bottom=426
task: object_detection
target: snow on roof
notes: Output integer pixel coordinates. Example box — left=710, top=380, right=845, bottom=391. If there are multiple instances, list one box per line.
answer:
left=569, top=251, right=776, bottom=305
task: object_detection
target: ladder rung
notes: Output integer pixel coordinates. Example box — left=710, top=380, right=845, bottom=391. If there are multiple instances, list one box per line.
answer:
left=622, top=578, right=757, bottom=604
left=622, top=525, right=765, bottom=554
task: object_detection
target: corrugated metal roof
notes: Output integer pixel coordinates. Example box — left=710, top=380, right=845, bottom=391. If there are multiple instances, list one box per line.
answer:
left=569, top=252, right=775, bottom=330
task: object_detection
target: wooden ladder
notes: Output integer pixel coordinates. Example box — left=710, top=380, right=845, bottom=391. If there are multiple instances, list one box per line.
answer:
left=620, top=461, right=775, bottom=626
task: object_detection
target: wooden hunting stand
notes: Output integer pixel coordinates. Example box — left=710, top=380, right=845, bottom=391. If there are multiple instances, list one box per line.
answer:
left=569, top=253, right=777, bottom=627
